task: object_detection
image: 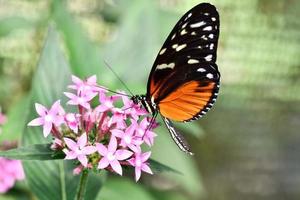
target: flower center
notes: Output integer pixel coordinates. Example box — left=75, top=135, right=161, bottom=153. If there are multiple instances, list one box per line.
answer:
left=136, top=159, right=142, bottom=167
left=124, top=135, right=131, bottom=144
left=78, top=97, right=84, bottom=104
left=44, top=115, right=53, bottom=123
left=107, top=152, right=115, bottom=161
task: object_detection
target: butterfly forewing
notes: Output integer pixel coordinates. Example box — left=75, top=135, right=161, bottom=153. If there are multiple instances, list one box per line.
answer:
left=147, top=3, right=220, bottom=122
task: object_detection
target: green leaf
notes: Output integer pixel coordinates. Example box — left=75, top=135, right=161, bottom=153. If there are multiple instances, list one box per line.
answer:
left=0, top=144, right=64, bottom=160
left=149, top=159, right=181, bottom=174
left=97, top=177, right=155, bottom=200
left=0, top=95, right=30, bottom=142
left=50, top=0, right=105, bottom=80
left=151, top=126, right=205, bottom=198
left=21, top=27, right=104, bottom=200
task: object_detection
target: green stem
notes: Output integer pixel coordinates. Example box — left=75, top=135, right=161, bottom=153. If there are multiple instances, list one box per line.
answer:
left=75, top=170, right=89, bottom=200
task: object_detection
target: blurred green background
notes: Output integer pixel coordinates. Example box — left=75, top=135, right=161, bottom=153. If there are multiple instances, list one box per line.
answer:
left=0, top=0, right=300, bottom=200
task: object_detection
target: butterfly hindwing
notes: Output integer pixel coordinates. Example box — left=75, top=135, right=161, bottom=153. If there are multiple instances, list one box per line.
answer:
left=147, top=3, right=220, bottom=122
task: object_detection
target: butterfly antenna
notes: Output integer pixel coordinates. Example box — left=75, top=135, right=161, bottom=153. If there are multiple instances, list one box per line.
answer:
left=103, top=60, right=134, bottom=97
left=97, top=85, right=132, bottom=97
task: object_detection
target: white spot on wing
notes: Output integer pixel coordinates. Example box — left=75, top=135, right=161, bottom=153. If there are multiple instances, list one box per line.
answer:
left=211, top=17, right=216, bottom=21
left=191, top=32, right=196, bottom=35
left=187, top=59, right=199, bottom=64
left=203, top=26, right=213, bottom=31
left=156, top=63, right=175, bottom=70
left=205, top=54, right=213, bottom=61
left=190, top=21, right=205, bottom=28
left=175, top=44, right=187, bottom=51
left=159, top=48, right=166, bottom=55
left=182, top=22, right=188, bottom=29
left=210, top=44, right=214, bottom=50
left=197, top=68, right=206, bottom=72
left=208, top=34, right=214, bottom=39
left=172, top=44, right=178, bottom=49
left=206, top=73, right=214, bottom=79
left=171, top=33, right=176, bottom=40
left=180, top=29, right=187, bottom=35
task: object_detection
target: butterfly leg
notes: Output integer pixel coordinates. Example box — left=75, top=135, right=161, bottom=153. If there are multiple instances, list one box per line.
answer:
left=161, top=116, right=194, bottom=155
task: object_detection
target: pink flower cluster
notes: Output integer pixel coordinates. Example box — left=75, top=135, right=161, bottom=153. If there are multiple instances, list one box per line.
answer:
left=28, top=75, right=158, bottom=181
left=0, top=158, right=25, bottom=193
left=0, top=110, right=25, bottom=193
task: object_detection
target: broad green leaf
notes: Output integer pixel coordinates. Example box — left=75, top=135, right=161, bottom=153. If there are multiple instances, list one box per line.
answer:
left=21, top=27, right=104, bottom=200
left=151, top=126, right=205, bottom=198
left=97, top=177, right=155, bottom=200
left=50, top=0, right=105, bottom=80
left=0, top=95, right=30, bottom=142
left=0, top=144, right=63, bottom=160
left=149, top=159, right=181, bottom=174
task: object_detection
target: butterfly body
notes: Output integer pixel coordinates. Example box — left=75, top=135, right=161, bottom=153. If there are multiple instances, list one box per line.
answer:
left=132, top=3, right=220, bottom=155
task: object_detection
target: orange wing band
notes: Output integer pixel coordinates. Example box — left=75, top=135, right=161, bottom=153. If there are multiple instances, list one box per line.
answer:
left=158, top=81, right=215, bottom=122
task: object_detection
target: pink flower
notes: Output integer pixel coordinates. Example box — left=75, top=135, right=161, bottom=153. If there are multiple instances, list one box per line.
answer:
left=96, top=136, right=133, bottom=175
left=0, top=158, right=25, bottom=193
left=28, top=100, right=65, bottom=137
left=121, top=96, right=148, bottom=120
left=108, top=108, right=127, bottom=129
left=111, top=124, right=142, bottom=151
left=96, top=92, right=119, bottom=112
left=128, top=151, right=153, bottom=181
left=0, top=112, right=7, bottom=126
left=64, top=92, right=97, bottom=109
left=68, top=75, right=99, bottom=96
left=63, top=133, right=97, bottom=167
left=65, top=113, right=80, bottom=133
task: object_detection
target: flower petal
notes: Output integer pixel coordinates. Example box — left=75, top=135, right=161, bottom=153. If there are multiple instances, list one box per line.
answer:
left=35, top=103, right=47, bottom=116
left=87, top=75, right=97, bottom=84
left=141, top=164, right=153, bottom=174
left=115, top=150, right=133, bottom=160
left=98, top=157, right=109, bottom=169
left=141, top=152, right=151, bottom=162
left=110, top=159, right=122, bottom=175
left=110, top=129, right=123, bottom=138
left=27, top=117, right=44, bottom=126
left=63, top=150, right=77, bottom=160
left=78, top=133, right=87, bottom=149
left=49, top=100, right=61, bottom=115
left=82, top=146, right=97, bottom=155
left=108, top=136, right=117, bottom=152
left=43, top=122, right=52, bottom=137
left=96, top=143, right=108, bottom=156
left=77, top=155, right=88, bottom=167
left=72, top=75, right=83, bottom=85
left=135, top=167, right=142, bottom=182
left=64, top=138, right=78, bottom=150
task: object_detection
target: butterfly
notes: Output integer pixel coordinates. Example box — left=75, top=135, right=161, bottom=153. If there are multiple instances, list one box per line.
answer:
left=131, top=3, right=220, bottom=155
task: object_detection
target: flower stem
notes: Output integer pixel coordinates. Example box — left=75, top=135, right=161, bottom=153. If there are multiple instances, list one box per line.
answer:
left=75, top=170, right=89, bottom=200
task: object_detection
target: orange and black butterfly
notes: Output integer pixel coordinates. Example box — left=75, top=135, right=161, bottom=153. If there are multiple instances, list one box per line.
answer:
left=131, top=3, right=220, bottom=155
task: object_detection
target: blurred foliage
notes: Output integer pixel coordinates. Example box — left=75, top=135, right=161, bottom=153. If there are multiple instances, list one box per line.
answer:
left=0, top=0, right=299, bottom=200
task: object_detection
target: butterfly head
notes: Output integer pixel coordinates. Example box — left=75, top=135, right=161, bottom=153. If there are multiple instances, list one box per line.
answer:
left=131, top=95, right=157, bottom=114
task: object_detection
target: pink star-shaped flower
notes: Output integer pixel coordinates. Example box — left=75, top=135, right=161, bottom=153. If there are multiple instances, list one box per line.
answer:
left=68, top=75, right=99, bottom=96
left=63, top=133, right=97, bottom=167
left=96, top=136, right=133, bottom=175
left=64, top=92, right=97, bottom=109
left=28, top=100, right=65, bottom=137
left=65, top=113, right=80, bottom=133
left=121, top=96, right=148, bottom=120
left=128, top=151, right=153, bottom=181
left=107, top=108, right=127, bottom=129
left=95, top=92, right=119, bottom=113
left=111, top=124, right=143, bottom=151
